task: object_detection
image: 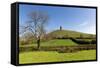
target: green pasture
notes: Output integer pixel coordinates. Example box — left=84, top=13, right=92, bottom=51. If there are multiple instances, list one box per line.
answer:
left=19, top=50, right=96, bottom=64
left=20, top=39, right=77, bottom=47
left=41, top=39, right=77, bottom=46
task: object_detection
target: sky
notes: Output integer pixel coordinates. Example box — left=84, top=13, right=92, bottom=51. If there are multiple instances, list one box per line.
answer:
left=19, top=4, right=96, bottom=34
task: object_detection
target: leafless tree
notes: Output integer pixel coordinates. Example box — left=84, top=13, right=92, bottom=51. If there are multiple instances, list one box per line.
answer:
left=20, top=11, right=49, bottom=49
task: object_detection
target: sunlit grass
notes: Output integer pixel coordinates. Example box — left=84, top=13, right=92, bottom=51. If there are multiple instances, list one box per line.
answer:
left=19, top=50, right=96, bottom=64
left=41, top=39, right=77, bottom=46
left=20, top=39, right=77, bottom=47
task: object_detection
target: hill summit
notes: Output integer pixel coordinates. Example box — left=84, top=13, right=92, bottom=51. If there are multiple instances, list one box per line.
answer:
left=46, top=29, right=95, bottom=39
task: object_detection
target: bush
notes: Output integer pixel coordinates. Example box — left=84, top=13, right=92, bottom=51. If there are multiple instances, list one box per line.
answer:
left=70, top=38, right=91, bottom=44
left=19, top=40, right=29, bottom=45
left=91, top=40, right=96, bottom=44
left=19, top=45, right=96, bottom=53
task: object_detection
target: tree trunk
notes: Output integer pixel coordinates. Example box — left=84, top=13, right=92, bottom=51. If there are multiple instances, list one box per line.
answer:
left=37, top=38, right=40, bottom=49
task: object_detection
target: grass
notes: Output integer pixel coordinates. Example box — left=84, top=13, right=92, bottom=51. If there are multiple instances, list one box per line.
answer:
left=20, top=39, right=77, bottom=47
left=19, top=50, right=96, bottom=64
left=48, top=30, right=95, bottom=38
left=41, top=39, right=77, bottom=46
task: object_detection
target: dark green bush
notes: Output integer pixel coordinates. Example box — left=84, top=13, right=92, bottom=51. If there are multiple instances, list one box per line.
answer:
left=91, top=39, right=96, bottom=44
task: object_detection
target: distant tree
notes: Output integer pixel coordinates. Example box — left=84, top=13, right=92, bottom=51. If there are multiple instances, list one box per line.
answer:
left=20, top=11, right=49, bottom=49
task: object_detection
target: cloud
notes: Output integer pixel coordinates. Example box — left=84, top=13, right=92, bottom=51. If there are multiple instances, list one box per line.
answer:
left=84, top=25, right=96, bottom=34
left=78, top=21, right=88, bottom=26
left=78, top=24, right=96, bottom=34
left=76, top=21, right=96, bottom=34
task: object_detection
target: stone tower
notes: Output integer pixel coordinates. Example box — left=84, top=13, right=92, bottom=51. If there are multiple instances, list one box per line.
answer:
left=60, top=26, right=62, bottom=31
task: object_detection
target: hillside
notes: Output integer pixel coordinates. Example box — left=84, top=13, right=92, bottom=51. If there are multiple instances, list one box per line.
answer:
left=19, top=29, right=96, bottom=45
left=46, top=29, right=95, bottom=38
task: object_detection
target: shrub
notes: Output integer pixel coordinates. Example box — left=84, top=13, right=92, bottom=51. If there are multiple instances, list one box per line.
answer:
left=91, top=40, right=96, bottom=44
left=70, top=38, right=91, bottom=44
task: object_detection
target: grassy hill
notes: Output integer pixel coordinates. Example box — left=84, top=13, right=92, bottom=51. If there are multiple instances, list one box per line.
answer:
left=46, top=29, right=95, bottom=39
left=20, top=39, right=77, bottom=47
left=19, top=30, right=96, bottom=64
left=19, top=29, right=96, bottom=45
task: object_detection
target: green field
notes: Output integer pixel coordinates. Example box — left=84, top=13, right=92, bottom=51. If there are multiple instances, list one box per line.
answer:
left=20, top=39, right=77, bottom=47
left=41, top=39, right=77, bottom=46
left=19, top=32, right=96, bottom=64
left=19, top=50, right=96, bottom=64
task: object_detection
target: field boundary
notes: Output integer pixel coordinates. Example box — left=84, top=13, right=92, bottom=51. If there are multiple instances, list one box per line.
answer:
left=19, top=45, right=96, bottom=53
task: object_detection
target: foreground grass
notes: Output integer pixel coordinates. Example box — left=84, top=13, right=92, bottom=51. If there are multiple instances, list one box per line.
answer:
left=19, top=50, right=96, bottom=64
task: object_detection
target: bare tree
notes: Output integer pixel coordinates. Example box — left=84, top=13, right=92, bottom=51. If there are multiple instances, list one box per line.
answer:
left=20, top=11, right=49, bottom=49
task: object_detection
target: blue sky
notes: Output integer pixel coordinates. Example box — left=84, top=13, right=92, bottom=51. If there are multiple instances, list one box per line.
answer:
left=19, top=4, right=96, bottom=34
